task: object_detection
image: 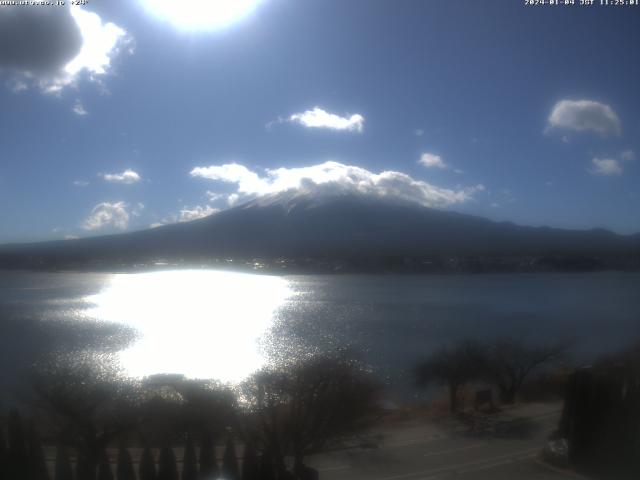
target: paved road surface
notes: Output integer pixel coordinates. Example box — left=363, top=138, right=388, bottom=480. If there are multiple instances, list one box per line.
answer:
left=309, top=402, right=580, bottom=480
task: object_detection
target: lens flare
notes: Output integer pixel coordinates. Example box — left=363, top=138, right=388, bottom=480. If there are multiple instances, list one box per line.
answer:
left=139, top=0, right=266, bottom=31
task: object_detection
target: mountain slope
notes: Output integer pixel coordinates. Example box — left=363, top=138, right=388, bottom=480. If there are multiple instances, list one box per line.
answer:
left=1, top=193, right=639, bottom=270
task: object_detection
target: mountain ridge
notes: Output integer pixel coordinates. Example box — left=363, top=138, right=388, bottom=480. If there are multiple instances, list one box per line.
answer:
left=1, top=193, right=639, bottom=272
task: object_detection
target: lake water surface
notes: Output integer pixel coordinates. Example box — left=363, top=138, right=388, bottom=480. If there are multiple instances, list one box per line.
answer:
left=1, top=269, right=639, bottom=399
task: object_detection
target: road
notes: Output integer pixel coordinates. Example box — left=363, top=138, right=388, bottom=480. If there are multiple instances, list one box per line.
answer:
left=308, top=402, right=581, bottom=480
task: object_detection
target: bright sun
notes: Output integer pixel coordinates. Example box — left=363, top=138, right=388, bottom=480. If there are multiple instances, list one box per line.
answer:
left=140, top=0, right=266, bottom=31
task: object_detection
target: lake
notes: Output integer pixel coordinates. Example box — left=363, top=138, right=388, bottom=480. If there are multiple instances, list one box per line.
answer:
left=1, top=269, right=639, bottom=400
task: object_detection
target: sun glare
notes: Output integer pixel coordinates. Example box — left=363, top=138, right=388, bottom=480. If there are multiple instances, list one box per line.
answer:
left=85, top=270, right=292, bottom=383
left=140, top=0, right=266, bottom=31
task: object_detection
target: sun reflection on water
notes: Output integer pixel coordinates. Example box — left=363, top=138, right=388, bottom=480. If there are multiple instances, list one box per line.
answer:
left=85, top=270, right=292, bottom=383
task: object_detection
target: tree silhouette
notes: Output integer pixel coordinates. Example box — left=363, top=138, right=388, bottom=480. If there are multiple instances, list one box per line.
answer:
left=199, top=430, right=217, bottom=480
left=157, top=446, right=178, bottom=480
left=75, top=450, right=94, bottom=480
left=53, top=446, right=73, bottom=480
left=240, top=442, right=259, bottom=480
left=31, top=353, right=139, bottom=477
left=96, top=449, right=114, bottom=480
left=136, top=376, right=234, bottom=446
left=182, top=435, right=198, bottom=480
left=242, top=354, right=379, bottom=475
left=7, top=410, right=28, bottom=479
left=138, top=446, right=157, bottom=480
left=415, top=341, right=485, bottom=413
left=27, top=421, right=49, bottom=480
left=174, top=379, right=235, bottom=435
left=482, top=338, right=567, bottom=404
left=116, top=447, right=136, bottom=480
left=222, top=435, right=240, bottom=480
left=0, top=427, right=7, bottom=480
left=258, top=449, right=275, bottom=480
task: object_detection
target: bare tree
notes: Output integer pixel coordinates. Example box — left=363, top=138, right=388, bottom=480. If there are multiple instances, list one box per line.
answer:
left=136, top=375, right=234, bottom=445
left=482, top=338, right=567, bottom=404
left=241, top=354, right=380, bottom=477
left=30, top=352, right=139, bottom=476
left=415, top=341, right=485, bottom=413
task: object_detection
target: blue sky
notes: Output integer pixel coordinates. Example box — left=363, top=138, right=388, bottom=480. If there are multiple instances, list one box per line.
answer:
left=0, top=0, right=639, bottom=243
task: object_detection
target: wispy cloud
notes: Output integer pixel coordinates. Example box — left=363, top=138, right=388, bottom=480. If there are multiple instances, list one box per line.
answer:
left=590, top=158, right=623, bottom=176
left=72, top=99, right=88, bottom=116
left=82, top=201, right=130, bottom=231
left=621, top=150, right=635, bottom=162
left=73, top=180, right=89, bottom=187
left=547, top=99, right=621, bottom=136
left=283, top=107, right=365, bottom=132
left=179, top=205, right=219, bottom=222
left=131, top=202, right=145, bottom=217
left=100, top=169, right=141, bottom=184
left=150, top=204, right=219, bottom=228
left=191, top=161, right=485, bottom=208
left=418, top=153, right=448, bottom=169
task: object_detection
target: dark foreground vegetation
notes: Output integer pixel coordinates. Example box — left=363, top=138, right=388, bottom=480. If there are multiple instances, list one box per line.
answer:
left=2, top=337, right=640, bottom=479
left=0, top=352, right=379, bottom=480
left=414, top=338, right=569, bottom=413
left=557, top=342, right=640, bottom=480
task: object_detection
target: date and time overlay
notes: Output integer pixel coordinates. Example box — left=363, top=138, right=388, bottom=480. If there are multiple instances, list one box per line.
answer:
left=0, top=0, right=639, bottom=7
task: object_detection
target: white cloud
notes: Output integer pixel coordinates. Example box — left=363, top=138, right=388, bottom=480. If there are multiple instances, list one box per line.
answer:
left=101, top=169, right=141, bottom=184
left=151, top=204, right=219, bottom=228
left=65, top=7, right=128, bottom=77
left=190, top=164, right=266, bottom=194
left=547, top=99, right=621, bottom=136
left=83, top=201, right=130, bottom=231
left=205, top=190, right=224, bottom=202
left=205, top=190, right=243, bottom=208
left=590, top=158, right=623, bottom=176
left=621, top=150, right=635, bottom=162
left=288, top=107, right=364, bottom=132
left=179, top=205, right=219, bottom=222
left=227, top=193, right=240, bottom=207
left=73, top=180, right=89, bottom=187
left=191, top=161, right=485, bottom=209
left=414, top=129, right=424, bottom=137
left=0, top=6, right=130, bottom=93
left=72, top=99, right=88, bottom=116
left=418, top=153, right=447, bottom=169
